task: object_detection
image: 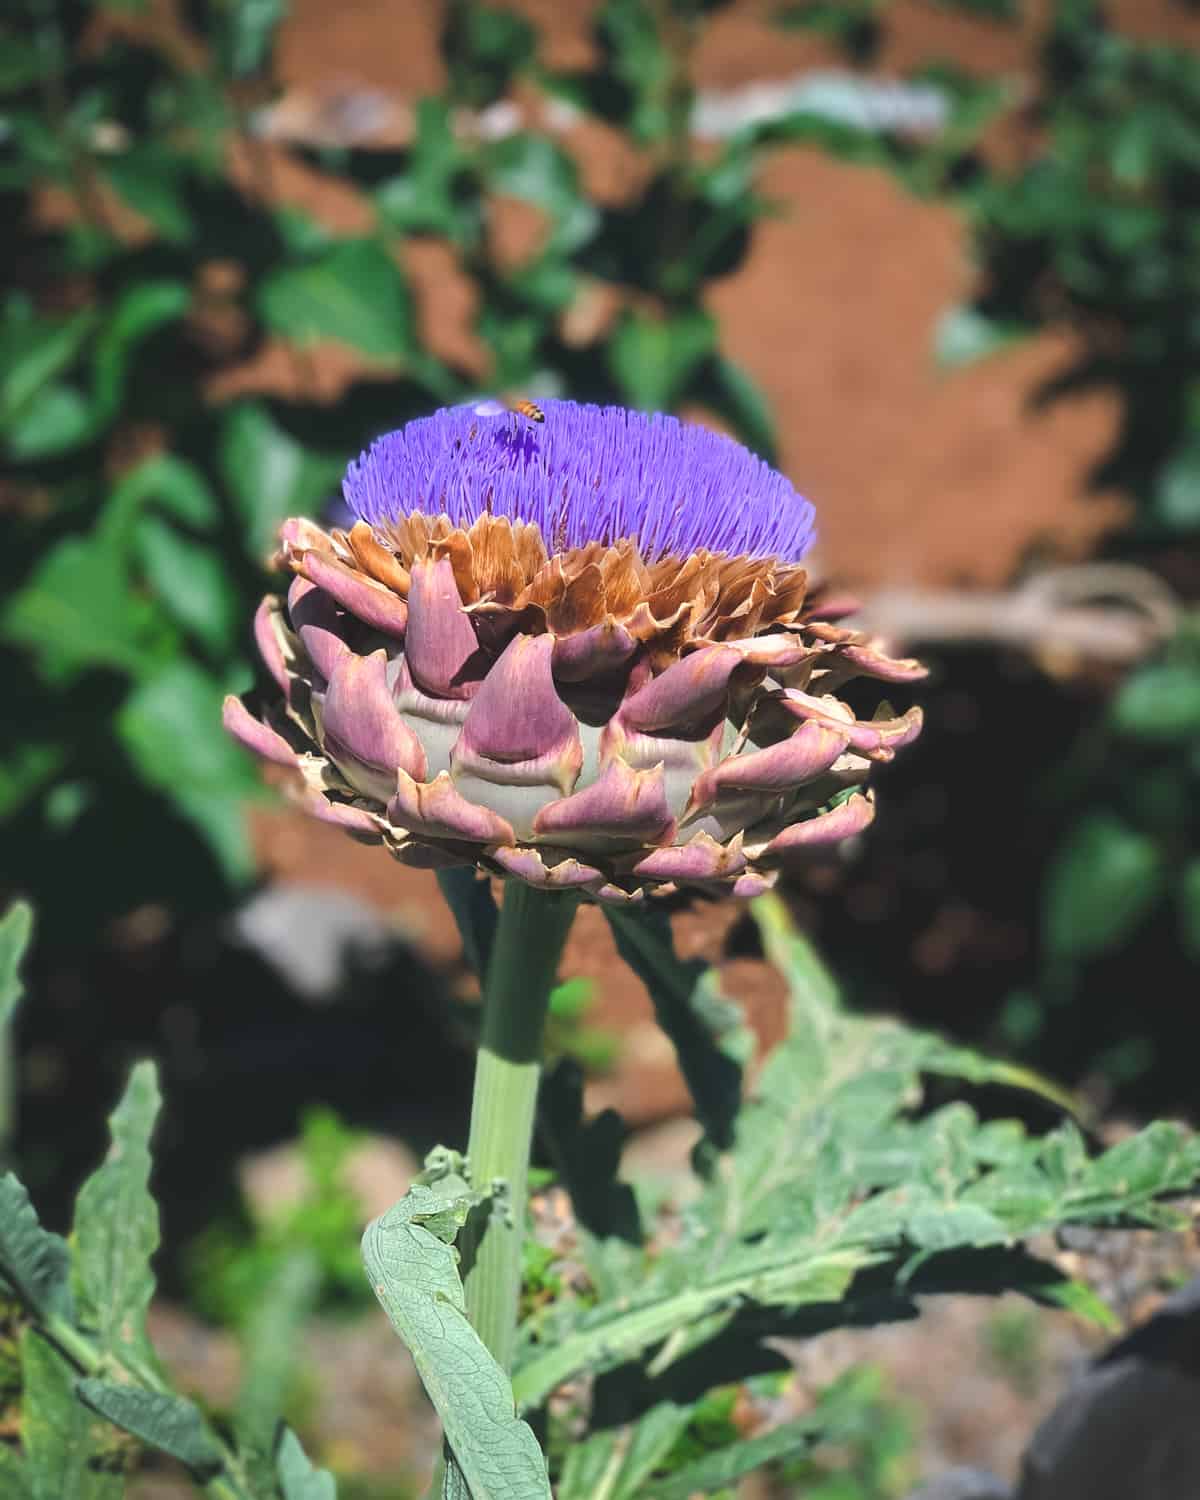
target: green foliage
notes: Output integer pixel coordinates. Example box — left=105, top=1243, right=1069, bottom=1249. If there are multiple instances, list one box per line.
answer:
left=72, top=1060, right=162, bottom=1370
left=186, top=1107, right=372, bottom=1328
left=21, top=1331, right=124, bottom=1500
left=510, top=900, right=1199, bottom=1419
left=1, top=1050, right=334, bottom=1496
left=364, top=897, right=1199, bottom=1495
left=0, top=1177, right=74, bottom=1326
left=74, top=1382, right=224, bottom=1478
left=0, top=901, right=33, bottom=1028
left=362, top=1164, right=550, bottom=1500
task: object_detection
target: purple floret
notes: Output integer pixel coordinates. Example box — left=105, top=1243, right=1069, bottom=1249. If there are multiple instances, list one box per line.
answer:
left=342, top=399, right=817, bottom=563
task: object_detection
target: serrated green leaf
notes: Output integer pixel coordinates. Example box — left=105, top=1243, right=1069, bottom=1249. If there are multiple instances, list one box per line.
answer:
left=2, top=536, right=156, bottom=680
left=258, top=239, right=412, bottom=361
left=1041, top=1277, right=1119, bottom=1332
left=515, top=899, right=1200, bottom=1411
left=0, top=1175, right=73, bottom=1323
left=276, top=1426, right=337, bottom=1500
left=4, top=381, right=93, bottom=459
left=214, top=0, right=285, bottom=77
left=0, top=899, right=33, bottom=1027
left=72, top=1061, right=162, bottom=1367
left=219, top=402, right=345, bottom=560
left=1154, top=435, right=1200, bottom=531
left=89, top=281, right=191, bottom=434
left=362, top=1178, right=551, bottom=1500
left=75, top=1380, right=224, bottom=1478
left=21, top=1331, right=122, bottom=1500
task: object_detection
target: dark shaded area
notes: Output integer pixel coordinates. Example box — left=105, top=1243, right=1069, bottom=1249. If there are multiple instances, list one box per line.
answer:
left=1019, top=1274, right=1200, bottom=1500
left=13, top=895, right=472, bottom=1295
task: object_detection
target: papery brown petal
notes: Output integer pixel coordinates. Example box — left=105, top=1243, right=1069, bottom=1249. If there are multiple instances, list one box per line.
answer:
left=512, top=520, right=549, bottom=578
left=547, top=563, right=606, bottom=634
left=348, top=521, right=410, bottom=595
left=469, top=515, right=525, bottom=602
left=598, top=542, right=648, bottom=616
left=430, top=527, right=479, bottom=604
left=278, top=516, right=335, bottom=563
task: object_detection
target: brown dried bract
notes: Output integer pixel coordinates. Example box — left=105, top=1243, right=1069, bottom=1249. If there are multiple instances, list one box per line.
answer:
left=280, top=510, right=817, bottom=662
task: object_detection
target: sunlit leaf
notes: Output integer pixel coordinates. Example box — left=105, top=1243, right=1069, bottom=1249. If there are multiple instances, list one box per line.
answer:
left=220, top=401, right=345, bottom=559
left=276, top=1427, right=337, bottom=1500
left=72, top=1061, right=163, bottom=1368
left=134, top=515, right=240, bottom=654
left=258, top=239, right=412, bottom=361
left=116, top=662, right=260, bottom=881
left=362, top=1173, right=551, bottom=1499
left=21, top=1332, right=121, bottom=1500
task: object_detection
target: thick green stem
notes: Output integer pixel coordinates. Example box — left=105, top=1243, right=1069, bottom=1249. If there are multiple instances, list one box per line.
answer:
left=461, top=882, right=578, bottom=1374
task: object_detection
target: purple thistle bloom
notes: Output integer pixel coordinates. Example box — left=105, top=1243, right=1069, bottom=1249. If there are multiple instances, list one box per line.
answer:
left=343, top=399, right=817, bottom=562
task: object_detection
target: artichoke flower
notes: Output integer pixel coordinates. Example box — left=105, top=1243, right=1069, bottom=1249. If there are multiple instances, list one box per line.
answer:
left=224, top=400, right=925, bottom=904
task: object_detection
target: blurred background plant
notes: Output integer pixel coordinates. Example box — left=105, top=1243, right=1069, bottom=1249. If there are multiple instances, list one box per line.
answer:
left=3, top=0, right=1200, bottom=1495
